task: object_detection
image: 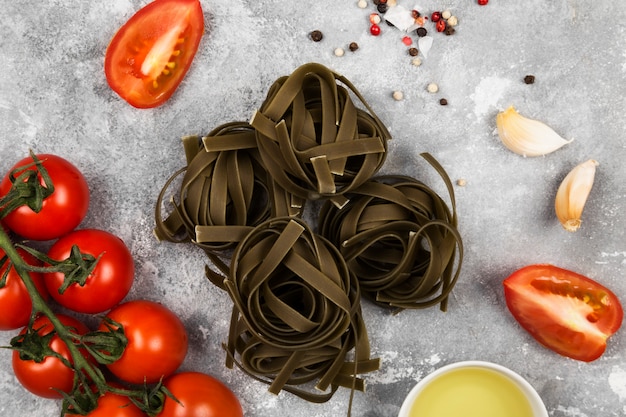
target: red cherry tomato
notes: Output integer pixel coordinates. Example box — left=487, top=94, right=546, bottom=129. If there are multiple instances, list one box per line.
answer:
left=85, top=388, right=147, bottom=417
left=158, top=372, right=243, bottom=417
left=503, top=264, right=623, bottom=362
left=0, top=247, right=49, bottom=330
left=100, top=300, right=188, bottom=384
left=44, top=229, right=135, bottom=314
left=12, top=314, right=90, bottom=399
left=104, top=0, right=205, bottom=108
left=0, top=154, right=89, bottom=241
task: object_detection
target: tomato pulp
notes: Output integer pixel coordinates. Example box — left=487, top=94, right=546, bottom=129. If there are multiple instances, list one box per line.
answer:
left=503, top=264, right=623, bottom=362
left=104, top=0, right=204, bottom=108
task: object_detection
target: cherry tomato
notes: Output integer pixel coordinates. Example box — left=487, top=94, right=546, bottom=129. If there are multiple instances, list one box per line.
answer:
left=503, top=264, right=623, bottom=362
left=104, top=0, right=205, bottom=108
left=158, top=372, right=243, bottom=417
left=100, top=300, right=188, bottom=384
left=0, top=154, right=89, bottom=241
left=85, top=388, right=147, bottom=417
left=12, top=314, right=90, bottom=399
left=44, top=229, right=135, bottom=314
left=0, top=247, right=49, bottom=330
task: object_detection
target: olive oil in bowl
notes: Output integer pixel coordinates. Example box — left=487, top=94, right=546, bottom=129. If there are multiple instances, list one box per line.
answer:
left=398, top=361, right=548, bottom=417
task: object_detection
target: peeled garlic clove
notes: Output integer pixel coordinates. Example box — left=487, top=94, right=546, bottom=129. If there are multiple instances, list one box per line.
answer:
left=496, top=106, right=572, bottom=157
left=555, top=159, right=598, bottom=232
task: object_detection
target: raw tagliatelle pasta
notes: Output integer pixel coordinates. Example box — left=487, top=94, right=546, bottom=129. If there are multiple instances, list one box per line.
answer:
left=318, top=153, right=464, bottom=312
left=154, top=121, right=304, bottom=289
left=223, top=217, right=379, bottom=411
left=251, top=62, right=391, bottom=205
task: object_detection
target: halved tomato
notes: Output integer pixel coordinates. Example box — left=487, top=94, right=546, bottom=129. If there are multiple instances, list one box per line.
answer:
left=104, top=0, right=204, bottom=108
left=503, top=264, right=623, bottom=362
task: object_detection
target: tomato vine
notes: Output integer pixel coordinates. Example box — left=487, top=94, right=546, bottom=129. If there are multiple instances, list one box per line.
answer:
left=0, top=153, right=172, bottom=416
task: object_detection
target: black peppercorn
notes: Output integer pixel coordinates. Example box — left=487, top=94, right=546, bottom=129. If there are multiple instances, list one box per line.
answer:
left=309, top=30, right=323, bottom=42
left=524, top=75, right=535, bottom=84
left=408, top=47, right=419, bottom=56
left=416, top=27, right=428, bottom=37
left=439, top=98, right=448, bottom=106
left=377, top=3, right=388, bottom=13
left=444, top=26, right=455, bottom=36
left=349, top=42, right=359, bottom=52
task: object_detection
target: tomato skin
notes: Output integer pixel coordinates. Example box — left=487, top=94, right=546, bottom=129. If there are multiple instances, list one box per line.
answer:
left=12, top=314, right=90, bottom=399
left=158, top=372, right=243, bottom=417
left=0, top=154, right=89, bottom=241
left=44, top=229, right=135, bottom=314
left=104, top=0, right=204, bottom=108
left=503, top=264, right=623, bottom=362
left=100, top=300, right=188, bottom=384
left=85, top=389, right=147, bottom=417
left=0, top=247, right=49, bottom=330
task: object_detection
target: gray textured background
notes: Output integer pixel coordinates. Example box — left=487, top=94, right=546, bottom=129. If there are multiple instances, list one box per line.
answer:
left=1, top=1, right=625, bottom=416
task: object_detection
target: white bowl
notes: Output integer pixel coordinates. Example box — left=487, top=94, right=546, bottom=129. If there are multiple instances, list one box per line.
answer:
left=398, top=361, right=548, bottom=417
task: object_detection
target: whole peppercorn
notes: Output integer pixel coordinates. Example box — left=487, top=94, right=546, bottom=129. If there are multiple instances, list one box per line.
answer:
left=478, top=0, right=488, bottom=4
left=524, top=75, right=536, bottom=84
left=408, top=47, right=419, bottom=56
left=444, top=25, right=456, bottom=36
left=377, top=3, right=388, bottom=13
left=411, top=9, right=421, bottom=19
left=349, top=42, right=359, bottom=52
left=436, top=19, right=446, bottom=32
left=309, top=30, right=323, bottom=42
left=431, top=11, right=442, bottom=22
left=416, top=27, right=428, bottom=37
left=439, top=98, right=448, bottom=106
left=370, top=24, right=381, bottom=36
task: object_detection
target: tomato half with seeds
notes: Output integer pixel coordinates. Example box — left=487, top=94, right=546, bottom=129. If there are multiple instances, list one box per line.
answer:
left=503, top=264, right=623, bottom=362
left=105, top=0, right=204, bottom=108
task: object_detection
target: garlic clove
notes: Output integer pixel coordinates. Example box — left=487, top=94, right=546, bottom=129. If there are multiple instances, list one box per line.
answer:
left=496, top=106, right=572, bottom=157
left=555, top=159, right=598, bottom=232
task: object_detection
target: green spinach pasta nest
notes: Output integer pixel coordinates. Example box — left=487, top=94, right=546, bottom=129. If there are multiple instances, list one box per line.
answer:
left=223, top=217, right=379, bottom=404
left=318, top=153, right=464, bottom=312
left=251, top=63, right=391, bottom=205
left=154, top=122, right=303, bottom=289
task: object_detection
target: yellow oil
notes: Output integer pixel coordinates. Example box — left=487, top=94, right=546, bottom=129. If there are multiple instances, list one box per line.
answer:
left=409, top=367, right=535, bottom=417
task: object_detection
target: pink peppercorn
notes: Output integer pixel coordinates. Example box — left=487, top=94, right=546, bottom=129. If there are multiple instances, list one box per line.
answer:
left=435, top=19, right=446, bottom=32
left=370, top=24, right=381, bottom=36
left=477, top=0, right=488, bottom=4
left=431, top=11, right=442, bottom=22
left=402, top=36, right=412, bottom=46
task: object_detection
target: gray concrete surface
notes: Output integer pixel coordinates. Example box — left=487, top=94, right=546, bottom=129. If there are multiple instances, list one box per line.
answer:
left=1, top=1, right=625, bottom=416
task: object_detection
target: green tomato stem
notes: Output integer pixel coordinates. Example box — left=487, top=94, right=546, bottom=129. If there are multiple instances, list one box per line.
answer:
left=0, top=228, right=165, bottom=415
